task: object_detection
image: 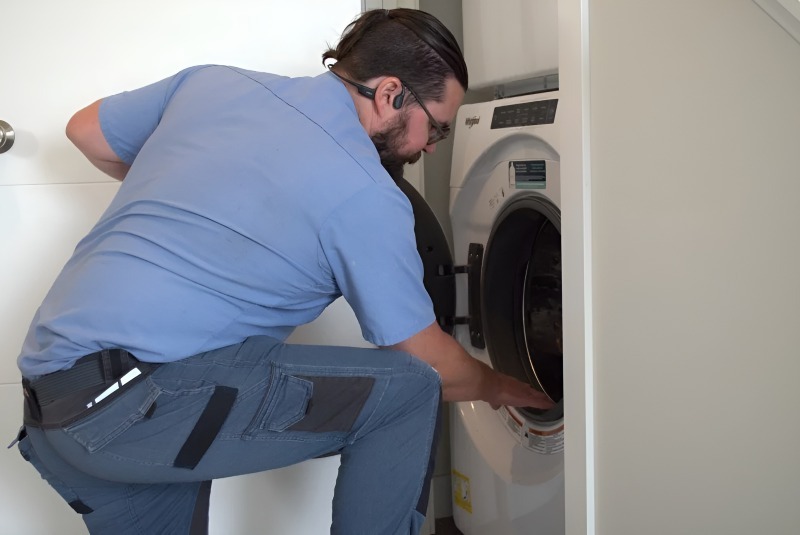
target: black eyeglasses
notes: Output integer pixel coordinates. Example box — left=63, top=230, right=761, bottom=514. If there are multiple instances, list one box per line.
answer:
left=330, top=70, right=450, bottom=145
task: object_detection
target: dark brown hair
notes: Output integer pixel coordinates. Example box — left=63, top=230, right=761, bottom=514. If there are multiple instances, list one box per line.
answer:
left=322, top=8, right=468, bottom=103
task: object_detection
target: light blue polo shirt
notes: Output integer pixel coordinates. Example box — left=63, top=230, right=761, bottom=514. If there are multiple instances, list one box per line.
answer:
left=18, top=65, right=435, bottom=377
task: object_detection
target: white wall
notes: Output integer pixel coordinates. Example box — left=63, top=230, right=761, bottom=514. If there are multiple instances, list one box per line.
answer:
left=587, top=1, right=800, bottom=533
left=0, top=2, right=362, bottom=533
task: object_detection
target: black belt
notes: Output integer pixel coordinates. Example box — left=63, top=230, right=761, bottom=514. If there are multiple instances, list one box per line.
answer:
left=26, top=349, right=140, bottom=406
left=23, top=349, right=157, bottom=429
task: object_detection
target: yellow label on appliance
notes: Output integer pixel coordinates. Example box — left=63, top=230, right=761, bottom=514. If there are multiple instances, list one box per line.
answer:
left=452, top=469, right=472, bottom=514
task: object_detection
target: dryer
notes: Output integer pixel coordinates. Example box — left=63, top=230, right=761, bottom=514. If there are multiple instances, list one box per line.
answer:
left=448, top=91, right=565, bottom=535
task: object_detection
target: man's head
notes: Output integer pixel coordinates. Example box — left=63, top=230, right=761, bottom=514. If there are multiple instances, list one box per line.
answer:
left=323, top=9, right=468, bottom=179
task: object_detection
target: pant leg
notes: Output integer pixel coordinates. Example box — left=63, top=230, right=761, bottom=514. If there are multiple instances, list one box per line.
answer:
left=19, top=428, right=210, bottom=534
left=28, top=336, right=442, bottom=535
left=331, top=364, right=442, bottom=535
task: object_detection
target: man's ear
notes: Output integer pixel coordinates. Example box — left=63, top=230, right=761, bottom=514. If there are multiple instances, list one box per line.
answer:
left=374, top=76, right=405, bottom=116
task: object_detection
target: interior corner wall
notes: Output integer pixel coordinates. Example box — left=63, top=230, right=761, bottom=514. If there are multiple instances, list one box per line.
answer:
left=420, top=0, right=463, bottom=251
left=589, top=1, right=800, bottom=533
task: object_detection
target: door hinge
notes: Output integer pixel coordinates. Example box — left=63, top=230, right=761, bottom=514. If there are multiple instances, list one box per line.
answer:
left=438, top=243, right=485, bottom=349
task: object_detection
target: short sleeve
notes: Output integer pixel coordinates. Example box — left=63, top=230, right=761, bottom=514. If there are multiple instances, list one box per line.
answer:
left=99, top=66, right=208, bottom=165
left=319, top=184, right=435, bottom=346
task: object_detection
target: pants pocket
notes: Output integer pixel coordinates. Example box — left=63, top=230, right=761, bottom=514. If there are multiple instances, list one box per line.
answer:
left=63, top=376, right=217, bottom=465
left=63, top=377, right=161, bottom=453
left=245, top=364, right=313, bottom=435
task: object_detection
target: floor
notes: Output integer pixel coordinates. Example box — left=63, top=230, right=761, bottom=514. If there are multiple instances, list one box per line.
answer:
left=435, top=516, right=464, bottom=535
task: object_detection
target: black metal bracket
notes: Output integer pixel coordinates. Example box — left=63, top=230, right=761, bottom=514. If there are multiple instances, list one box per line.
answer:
left=440, top=243, right=485, bottom=349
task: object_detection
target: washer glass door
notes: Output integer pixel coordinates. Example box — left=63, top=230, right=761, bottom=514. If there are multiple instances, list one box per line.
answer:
left=482, top=194, right=563, bottom=424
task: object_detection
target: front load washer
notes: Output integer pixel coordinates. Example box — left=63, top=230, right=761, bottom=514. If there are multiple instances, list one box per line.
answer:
left=448, top=91, right=565, bottom=535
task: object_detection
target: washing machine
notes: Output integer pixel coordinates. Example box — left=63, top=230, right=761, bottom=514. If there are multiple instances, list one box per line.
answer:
left=447, top=90, right=565, bottom=535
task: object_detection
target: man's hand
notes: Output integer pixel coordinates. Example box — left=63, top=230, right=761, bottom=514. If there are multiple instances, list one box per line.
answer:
left=387, top=322, right=557, bottom=410
left=486, top=372, right=555, bottom=411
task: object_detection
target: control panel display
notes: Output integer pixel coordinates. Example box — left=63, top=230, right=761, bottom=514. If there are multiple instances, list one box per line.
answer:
left=491, top=99, right=558, bottom=129
left=510, top=160, right=546, bottom=190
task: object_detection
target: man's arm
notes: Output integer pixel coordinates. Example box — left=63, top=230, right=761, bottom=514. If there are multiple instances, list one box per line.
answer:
left=386, top=321, right=554, bottom=409
left=66, top=99, right=130, bottom=181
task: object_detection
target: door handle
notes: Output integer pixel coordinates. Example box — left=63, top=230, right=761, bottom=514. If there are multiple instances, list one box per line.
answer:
left=0, top=120, right=15, bottom=154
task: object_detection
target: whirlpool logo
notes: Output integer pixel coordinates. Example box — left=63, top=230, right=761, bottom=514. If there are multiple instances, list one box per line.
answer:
left=465, top=116, right=480, bottom=128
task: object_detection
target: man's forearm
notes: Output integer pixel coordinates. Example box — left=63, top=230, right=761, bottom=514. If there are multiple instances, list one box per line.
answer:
left=387, top=321, right=554, bottom=409
left=84, top=157, right=130, bottom=180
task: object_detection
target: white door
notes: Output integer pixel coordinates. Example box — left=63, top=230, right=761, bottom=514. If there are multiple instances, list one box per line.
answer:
left=0, top=2, right=361, bottom=533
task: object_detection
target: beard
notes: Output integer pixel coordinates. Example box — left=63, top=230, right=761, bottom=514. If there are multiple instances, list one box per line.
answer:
left=371, top=112, right=422, bottom=181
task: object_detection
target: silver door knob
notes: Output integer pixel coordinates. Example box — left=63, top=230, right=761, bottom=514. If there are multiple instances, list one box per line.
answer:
left=0, top=120, right=15, bottom=154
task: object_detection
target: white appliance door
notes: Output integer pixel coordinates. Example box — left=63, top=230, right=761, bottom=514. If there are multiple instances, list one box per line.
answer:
left=0, top=2, right=361, bottom=534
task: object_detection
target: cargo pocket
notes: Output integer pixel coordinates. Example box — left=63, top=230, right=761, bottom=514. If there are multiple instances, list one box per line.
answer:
left=245, top=365, right=314, bottom=436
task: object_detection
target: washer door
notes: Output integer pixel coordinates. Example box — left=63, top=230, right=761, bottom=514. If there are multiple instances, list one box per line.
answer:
left=395, top=177, right=456, bottom=334
left=482, top=193, right=563, bottom=424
